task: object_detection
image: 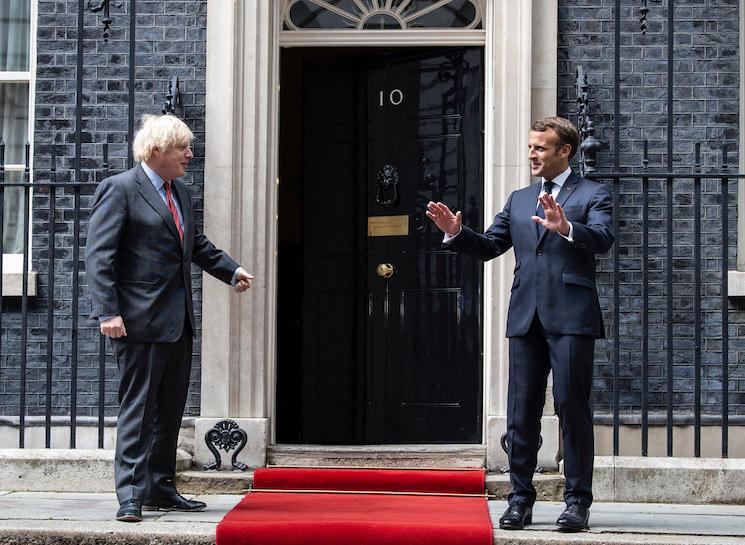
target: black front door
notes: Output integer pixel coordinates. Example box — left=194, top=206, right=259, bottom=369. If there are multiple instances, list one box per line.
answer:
left=277, top=47, right=484, bottom=444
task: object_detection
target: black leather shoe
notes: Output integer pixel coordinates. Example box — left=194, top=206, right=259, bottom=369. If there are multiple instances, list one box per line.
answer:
left=116, top=499, right=143, bottom=522
left=143, top=493, right=206, bottom=512
left=499, top=503, right=532, bottom=530
left=556, top=504, right=589, bottom=532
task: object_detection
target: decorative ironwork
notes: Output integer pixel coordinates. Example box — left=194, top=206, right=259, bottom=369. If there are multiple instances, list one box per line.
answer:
left=575, top=65, right=602, bottom=177
left=203, top=419, right=249, bottom=471
left=282, top=0, right=483, bottom=31
left=639, top=0, right=662, bottom=35
left=500, top=432, right=544, bottom=474
left=88, top=0, right=122, bottom=42
left=163, top=77, right=181, bottom=116
left=375, top=164, right=400, bottom=207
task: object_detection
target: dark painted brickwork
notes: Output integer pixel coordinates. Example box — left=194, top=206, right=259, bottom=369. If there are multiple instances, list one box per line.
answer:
left=0, top=0, right=208, bottom=419
left=558, top=0, right=743, bottom=416
left=1, top=0, right=743, bottom=425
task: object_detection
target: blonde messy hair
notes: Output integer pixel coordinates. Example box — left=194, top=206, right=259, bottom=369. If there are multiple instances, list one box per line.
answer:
left=132, top=114, right=194, bottom=163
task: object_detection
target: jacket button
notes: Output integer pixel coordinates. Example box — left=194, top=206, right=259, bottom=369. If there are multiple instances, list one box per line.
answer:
left=537, top=250, right=543, bottom=256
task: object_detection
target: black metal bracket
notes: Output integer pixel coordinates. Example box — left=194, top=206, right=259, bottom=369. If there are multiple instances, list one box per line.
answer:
left=639, top=0, right=663, bottom=35
left=88, top=0, right=123, bottom=43
left=500, top=432, right=544, bottom=474
left=203, top=419, right=249, bottom=471
left=163, top=77, right=182, bottom=116
left=576, top=65, right=602, bottom=177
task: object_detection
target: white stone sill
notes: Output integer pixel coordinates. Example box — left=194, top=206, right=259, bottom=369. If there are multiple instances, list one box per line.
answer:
left=728, top=270, right=745, bottom=296
left=2, top=271, right=38, bottom=297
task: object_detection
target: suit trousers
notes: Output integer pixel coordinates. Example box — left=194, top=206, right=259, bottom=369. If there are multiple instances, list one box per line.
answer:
left=507, top=313, right=595, bottom=508
left=111, top=328, right=193, bottom=504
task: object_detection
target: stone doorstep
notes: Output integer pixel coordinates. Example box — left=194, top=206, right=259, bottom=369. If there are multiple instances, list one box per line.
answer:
left=266, top=443, right=488, bottom=468
left=593, top=456, right=745, bottom=504
left=3, top=450, right=745, bottom=505
left=0, top=449, right=191, bottom=493
left=174, top=469, right=566, bottom=500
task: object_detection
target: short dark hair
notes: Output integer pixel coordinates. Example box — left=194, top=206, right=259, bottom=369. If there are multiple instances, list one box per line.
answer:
left=531, top=116, right=580, bottom=159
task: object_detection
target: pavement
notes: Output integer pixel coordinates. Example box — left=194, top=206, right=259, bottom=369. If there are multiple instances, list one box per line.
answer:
left=0, top=491, right=743, bottom=544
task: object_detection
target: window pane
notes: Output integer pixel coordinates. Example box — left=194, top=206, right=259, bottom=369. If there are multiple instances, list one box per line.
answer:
left=362, top=13, right=402, bottom=29
left=2, top=171, right=25, bottom=254
left=0, top=83, right=29, bottom=165
left=403, top=0, right=479, bottom=28
left=0, top=0, right=31, bottom=71
left=288, top=1, right=357, bottom=29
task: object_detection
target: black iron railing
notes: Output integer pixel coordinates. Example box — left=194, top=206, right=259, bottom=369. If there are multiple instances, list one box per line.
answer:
left=0, top=142, right=111, bottom=449
left=590, top=144, right=737, bottom=458
left=1, top=139, right=741, bottom=457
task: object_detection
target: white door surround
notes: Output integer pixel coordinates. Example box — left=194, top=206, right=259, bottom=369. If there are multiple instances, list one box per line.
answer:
left=196, top=0, right=558, bottom=471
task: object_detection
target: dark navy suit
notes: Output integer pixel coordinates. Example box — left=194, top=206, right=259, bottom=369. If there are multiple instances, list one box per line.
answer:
left=85, top=164, right=239, bottom=504
left=447, top=171, right=614, bottom=508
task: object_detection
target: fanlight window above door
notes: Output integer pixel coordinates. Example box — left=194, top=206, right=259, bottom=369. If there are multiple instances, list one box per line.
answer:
left=283, top=0, right=484, bottom=30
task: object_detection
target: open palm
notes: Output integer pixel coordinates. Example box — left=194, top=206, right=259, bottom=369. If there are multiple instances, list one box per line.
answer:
left=426, top=201, right=462, bottom=236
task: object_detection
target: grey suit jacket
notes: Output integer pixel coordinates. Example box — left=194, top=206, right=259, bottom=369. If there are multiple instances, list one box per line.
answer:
left=85, top=164, right=240, bottom=342
left=447, top=171, right=614, bottom=338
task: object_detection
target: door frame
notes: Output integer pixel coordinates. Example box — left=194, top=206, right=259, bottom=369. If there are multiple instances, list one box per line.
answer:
left=198, top=0, right=560, bottom=471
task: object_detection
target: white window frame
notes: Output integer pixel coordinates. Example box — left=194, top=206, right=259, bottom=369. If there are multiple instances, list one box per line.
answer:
left=0, top=0, right=37, bottom=295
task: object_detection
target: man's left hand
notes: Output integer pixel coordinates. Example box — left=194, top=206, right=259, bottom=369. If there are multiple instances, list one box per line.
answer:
left=235, top=268, right=255, bottom=293
left=532, top=193, right=571, bottom=236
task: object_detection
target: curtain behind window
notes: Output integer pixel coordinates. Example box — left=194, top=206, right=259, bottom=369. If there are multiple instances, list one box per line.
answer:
left=0, top=0, right=30, bottom=71
left=0, top=0, right=31, bottom=254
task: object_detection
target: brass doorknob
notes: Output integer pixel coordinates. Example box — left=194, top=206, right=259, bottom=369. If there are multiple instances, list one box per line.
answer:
left=376, top=263, right=394, bottom=278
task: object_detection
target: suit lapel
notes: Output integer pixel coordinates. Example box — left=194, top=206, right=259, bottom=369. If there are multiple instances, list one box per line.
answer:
left=172, top=179, right=192, bottom=254
left=135, top=164, right=182, bottom=246
left=556, top=172, right=579, bottom=208
left=531, top=181, right=542, bottom=243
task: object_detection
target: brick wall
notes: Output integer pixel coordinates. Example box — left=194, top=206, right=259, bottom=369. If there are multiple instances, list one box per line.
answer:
left=2, top=0, right=743, bottom=423
left=557, top=0, right=743, bottom=416
left=0, top=0, right=208, bottom=419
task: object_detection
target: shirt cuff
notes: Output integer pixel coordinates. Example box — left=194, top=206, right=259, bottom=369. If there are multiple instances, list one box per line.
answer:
left=559, top=222, right=574, bottom=242
left=442, top=227, right=463, bottom=244
left=230, top=266, right=246, bottom=286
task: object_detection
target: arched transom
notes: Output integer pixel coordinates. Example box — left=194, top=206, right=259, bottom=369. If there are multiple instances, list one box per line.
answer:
left=282, top=0, right=484, bottom=31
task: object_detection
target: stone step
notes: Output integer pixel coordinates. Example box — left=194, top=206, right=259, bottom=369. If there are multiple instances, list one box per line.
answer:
left=176, top=469, right=253, bottom=495
left=486, top=472, right=565, bottom=501
left=266, top=444, right=487, bottom=468
left=0, top=449, right=191, bottom=493
left=175, top=469, right=566, bottom=501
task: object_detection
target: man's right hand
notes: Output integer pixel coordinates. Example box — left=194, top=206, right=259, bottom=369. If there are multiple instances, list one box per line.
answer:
left=426, top=201, right=462, bottom=236
left=100, top=315, right=127, bottom=338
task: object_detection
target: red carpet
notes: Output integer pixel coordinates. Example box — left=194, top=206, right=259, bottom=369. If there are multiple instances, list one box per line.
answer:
left=216, top=467, right=492, bottom=545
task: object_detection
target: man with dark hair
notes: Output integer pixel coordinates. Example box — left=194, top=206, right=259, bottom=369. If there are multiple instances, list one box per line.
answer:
left=427, top=116, right=614, bottom=532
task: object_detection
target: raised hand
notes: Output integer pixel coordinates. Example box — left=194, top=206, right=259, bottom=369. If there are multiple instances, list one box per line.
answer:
left=532, top=193, right=571, bottom=236
left=426, top=201, right=462, bottom=236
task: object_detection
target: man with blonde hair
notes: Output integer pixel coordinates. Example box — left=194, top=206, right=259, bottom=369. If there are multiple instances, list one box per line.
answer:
left=85, top=114, right=254, bottom=522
